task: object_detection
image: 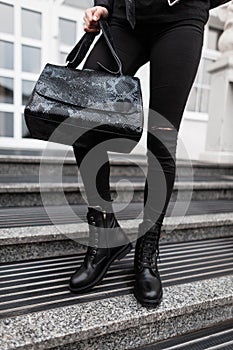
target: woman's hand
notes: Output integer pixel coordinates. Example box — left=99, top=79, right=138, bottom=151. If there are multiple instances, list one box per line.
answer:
left=84, top=6, right=109, bottom=32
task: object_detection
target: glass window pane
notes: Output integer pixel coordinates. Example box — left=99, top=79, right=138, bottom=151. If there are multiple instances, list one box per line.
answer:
left=186, top=88, right=197, bottom=112
left=202, top=58, right=215, bottom=85
left=199, top=88, right=209, bottom=113
left=0, top=111, right=13, bottom=137
left=193, top=66, right=200, bottom=85
left=22, top=114, right=31, bottom=138
left=208, top=27, right=222, bottom=51
left=59, top=51, right=68, bottom=64
left=22, top=9, right=41, bottom=40
left=22, top=80, right=35, bottom=105
left=59, top=18, right=76, bottom=46
left=0, top=40, right=13, bottom=69
left=0, top=77, right=13, bottom=104
left=0, top=3, right=14, bottom=34
left=22, top=45, right=41, bottom=73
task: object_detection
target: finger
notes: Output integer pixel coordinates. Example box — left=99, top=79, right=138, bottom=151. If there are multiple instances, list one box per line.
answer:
left=84, top=25, right=100, bottom=33
left=84, top=20, right=99, bottom=31
left=84, top=13, right=99, bottom=28
left=92, top=8, right=103, bottom=21
left=84, top=25, right=99, bottom=32
left=84, top=15, right=99, bottom=27
left=85, top=8, right=94, bottom=22
left=83, top=6, right=106, bottom=32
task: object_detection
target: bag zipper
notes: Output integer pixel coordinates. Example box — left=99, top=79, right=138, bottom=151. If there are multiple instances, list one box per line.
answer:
left=103, top=210, right=107, bottom=227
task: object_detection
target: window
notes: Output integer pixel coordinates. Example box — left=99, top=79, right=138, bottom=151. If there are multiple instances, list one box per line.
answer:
left=0, top=40, right=14, bottom=69
left=0, top=77, right=13, bottom=104
left=22, top=45, right=41, bottom=73
left=0, top=3, right=84, bottom=147
left=0, top=2, right=14, bottom=34
left=22, top=80, right=35, bottom=105
left=22, top=114, right=31, bottom=138
left=59, top=18, right=77, bottom=67
left=186, top=17, right=222, bottom=115
left=202, top=57, right=215, bottom=85
left=199, top=89, right=209, bottom=113
left=60, top=52, right=68, bottom=64
left=187, top=88, right=197, bottom=112
left=59, top=18, right=76, bottom=46
left=187, top=57, right=215, bottom=113
left=22, top=9, right=42, bottom=40
left=0, top=111, right=13, bottom=137
left=208, top=27, right=222, bottom=51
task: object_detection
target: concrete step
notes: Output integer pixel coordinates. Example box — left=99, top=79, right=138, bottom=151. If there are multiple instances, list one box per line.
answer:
left=0, top=154, right=145, bottom=177
left=1, top=154, right=233, bottom=177
left=0, top=201, right=232, bottom=262
left=134, top=319, right=233, bottom=349
left=1, top=177, right=233, bottom=207
left=0, top=238, right=232, bottom=349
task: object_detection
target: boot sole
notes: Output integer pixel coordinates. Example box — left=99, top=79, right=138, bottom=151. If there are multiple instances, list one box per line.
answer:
left=133, top=289, right=163, bottom=308
left=68, top=242, right=133, bottom=293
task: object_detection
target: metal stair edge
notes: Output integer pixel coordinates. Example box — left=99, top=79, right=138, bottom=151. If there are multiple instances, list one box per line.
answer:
left=1, top=181, right=233, bottom=192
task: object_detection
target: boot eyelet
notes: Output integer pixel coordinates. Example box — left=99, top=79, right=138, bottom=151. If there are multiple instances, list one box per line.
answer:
left=92, top=249, right=97, bottom=255
left=90, top=216, right=94, bottom=220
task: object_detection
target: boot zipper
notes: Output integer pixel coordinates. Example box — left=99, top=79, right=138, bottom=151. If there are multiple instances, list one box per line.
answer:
left=103, top=209, right=109, bottom=253
left=103, top=210, right=107, bottom=227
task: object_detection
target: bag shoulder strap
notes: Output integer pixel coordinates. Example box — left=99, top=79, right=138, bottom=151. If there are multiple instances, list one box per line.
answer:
left=66, top=19, right=123, bottom=76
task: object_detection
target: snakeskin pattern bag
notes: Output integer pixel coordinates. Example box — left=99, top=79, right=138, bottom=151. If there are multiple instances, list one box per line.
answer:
left=24, top=20, right=143, bottom=153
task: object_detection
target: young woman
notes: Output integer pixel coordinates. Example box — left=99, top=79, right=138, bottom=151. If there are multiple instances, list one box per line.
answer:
left=69, top=0, right=230, bottom=307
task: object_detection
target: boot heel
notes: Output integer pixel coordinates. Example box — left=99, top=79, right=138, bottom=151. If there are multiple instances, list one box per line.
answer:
left=117, top=243, right=132, bottom=260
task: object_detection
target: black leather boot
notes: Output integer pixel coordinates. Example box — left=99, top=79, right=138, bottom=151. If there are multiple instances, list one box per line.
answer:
left=69, top=205, right=132, bottom=293
left=133, top=219, right=163, bottom=307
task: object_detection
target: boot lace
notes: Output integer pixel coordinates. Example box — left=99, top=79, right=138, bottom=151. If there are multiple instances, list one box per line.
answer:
left=137, top=222, right=162, bottom=268
left=85, top=218, right=99, bottom=261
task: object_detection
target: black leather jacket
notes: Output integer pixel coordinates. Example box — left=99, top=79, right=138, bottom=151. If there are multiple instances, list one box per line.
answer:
left=94, top=0, right=230, bottom=15
left=209, top=0, right=230, bottom=8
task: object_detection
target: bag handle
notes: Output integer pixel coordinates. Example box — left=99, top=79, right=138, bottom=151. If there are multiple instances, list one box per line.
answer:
left=66, top=19, right=123, bottom=76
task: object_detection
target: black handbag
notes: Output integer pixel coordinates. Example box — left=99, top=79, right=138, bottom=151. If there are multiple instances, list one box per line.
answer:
left=24, top=20, right=144, bottom=153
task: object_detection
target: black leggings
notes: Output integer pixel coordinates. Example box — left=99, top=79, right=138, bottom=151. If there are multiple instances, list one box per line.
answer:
left=73, top=17, right=205, bottom=225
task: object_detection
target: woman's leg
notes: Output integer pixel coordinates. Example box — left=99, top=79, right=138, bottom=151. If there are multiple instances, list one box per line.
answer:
left=73, top=19, right=148, bottom=212
left=144, top=18, right=205, bottom=225
left=133, top=18, right=205, bottom=307
left=69, top=20, right=150, bottom=294
left=73, top=146, right=113, bottom=211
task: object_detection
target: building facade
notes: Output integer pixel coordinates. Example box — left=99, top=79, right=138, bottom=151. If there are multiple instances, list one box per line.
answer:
left=0, top=0, right=229, bottom=159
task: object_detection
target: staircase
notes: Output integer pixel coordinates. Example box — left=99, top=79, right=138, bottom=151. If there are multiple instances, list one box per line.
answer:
left=0, top=153, right=232, bottom=349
